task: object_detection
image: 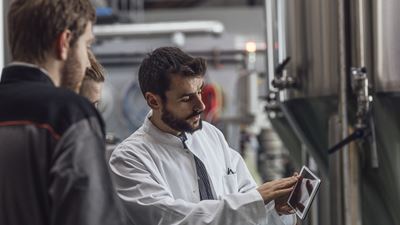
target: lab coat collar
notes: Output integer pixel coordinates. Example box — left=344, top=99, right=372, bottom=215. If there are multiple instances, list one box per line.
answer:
left=143, top=111, right=193, bottom=150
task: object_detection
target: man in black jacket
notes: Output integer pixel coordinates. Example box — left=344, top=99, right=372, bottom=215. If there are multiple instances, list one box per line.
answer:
left=0, top=1, right=127, bottom=225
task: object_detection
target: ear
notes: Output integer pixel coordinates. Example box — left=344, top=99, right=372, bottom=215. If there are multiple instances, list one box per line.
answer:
left=55, top=29, right=72, bottom=60
left=145, top=92, right=162, bottom=110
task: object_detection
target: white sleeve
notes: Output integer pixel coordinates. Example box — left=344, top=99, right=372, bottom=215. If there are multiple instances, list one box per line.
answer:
left=265, top=201, right=297, bottom=225
left=109, top=148, right=268, bottom=225
left=231, top=149, right=297, bottom=225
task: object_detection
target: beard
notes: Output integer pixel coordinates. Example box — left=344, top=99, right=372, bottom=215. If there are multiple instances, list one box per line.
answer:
left=60, top=47, right=84, bottom=93
left=161, top=106, right=203, bottom=134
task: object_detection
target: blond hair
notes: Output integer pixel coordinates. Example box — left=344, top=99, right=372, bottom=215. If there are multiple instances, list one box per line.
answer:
left=84, top=51, right=105, bottom=82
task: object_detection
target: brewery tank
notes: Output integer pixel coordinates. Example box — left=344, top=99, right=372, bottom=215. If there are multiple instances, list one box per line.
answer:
left=264, top=0, right=400, bottom=224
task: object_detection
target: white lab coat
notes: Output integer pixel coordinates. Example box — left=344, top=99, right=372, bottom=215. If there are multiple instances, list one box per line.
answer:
left=109, top=112, right=296, bottom=225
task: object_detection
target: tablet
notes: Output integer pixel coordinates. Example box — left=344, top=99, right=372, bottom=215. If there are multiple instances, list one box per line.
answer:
left=287, top=166, right=321, bottom=220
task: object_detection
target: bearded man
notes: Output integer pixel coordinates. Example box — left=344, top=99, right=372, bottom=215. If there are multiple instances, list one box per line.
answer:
left=109, top=47, right=299, bottom=225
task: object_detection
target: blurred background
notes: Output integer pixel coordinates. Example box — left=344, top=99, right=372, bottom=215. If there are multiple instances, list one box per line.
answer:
left=2, top=0, right=400, bottom=224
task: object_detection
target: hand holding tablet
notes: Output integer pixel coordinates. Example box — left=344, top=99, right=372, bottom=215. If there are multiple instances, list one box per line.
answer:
left=287, top=166, right=321, bottom=220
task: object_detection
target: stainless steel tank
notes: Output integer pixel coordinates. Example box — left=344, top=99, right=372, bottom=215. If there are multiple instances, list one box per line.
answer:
left=264, top=0, right=340, bottom=176
left=363, top=1, right=400, bottom=224
left=264, top=0, right=400, bottom=225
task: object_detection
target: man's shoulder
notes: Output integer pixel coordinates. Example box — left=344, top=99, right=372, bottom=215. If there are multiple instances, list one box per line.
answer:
left=48, top=87, right=99, bottom=117
left=110, top=127, right=157, bottom=163
left=0, top=83, right=102, bottom=136
left=33, top=86, right=102, bottom=130
left=114, top=127, right=150, bottom=152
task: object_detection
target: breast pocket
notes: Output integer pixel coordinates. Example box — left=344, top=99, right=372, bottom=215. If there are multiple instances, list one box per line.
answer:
left=222, top=174, right=238, bottom=194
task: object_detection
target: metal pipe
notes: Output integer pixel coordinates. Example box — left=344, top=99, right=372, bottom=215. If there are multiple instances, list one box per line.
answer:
left=263, top=0, right=278, bottom=94
left=93, top=21, right=224, bottom=37
left=328, top=114, right=342, bottom=225
left=337, top=0, right=352, bottom=225
left=277, top=0, right=286, bottom=64
left=356, top=0, right=366, bottom=67
left=347, top=0, right=368, bottom=224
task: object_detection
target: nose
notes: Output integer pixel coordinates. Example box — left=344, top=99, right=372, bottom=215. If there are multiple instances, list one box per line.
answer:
left=195, top=94, right=206, bottom=112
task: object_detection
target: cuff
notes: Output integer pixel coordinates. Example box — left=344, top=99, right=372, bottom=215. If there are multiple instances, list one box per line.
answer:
left=265, top=201, right=297, bottom=225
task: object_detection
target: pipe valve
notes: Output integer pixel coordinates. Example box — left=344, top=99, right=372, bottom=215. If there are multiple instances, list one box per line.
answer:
left=351, top=67, right=371, bottom=129
left=271, top=57, right=297, bottom=90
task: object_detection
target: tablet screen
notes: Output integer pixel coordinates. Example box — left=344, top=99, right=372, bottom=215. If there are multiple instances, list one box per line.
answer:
left=287, top=166, right=321, bottom=220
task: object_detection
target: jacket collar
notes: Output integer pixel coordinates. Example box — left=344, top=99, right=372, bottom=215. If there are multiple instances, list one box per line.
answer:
left=1, top=63, right=55, bottom=86
left=143, top=111, right=193, bottom=149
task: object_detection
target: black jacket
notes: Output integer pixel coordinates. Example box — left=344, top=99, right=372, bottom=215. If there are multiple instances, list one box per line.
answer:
left=0, top=65, right=128, bottom=225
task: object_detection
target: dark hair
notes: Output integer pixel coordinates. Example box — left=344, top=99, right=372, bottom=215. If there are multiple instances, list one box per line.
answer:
left=8, top=0, right=96, bottom=63
left=138, top=47, right=207, bottom=101
left=84, top=51, right=105, bottom=82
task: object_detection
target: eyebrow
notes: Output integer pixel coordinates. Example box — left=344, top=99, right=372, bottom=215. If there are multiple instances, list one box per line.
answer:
left=178, top=82, right=204, bottom=99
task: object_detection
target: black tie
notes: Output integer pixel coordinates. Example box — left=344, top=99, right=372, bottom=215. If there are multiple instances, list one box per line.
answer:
left=179, top=133, right=215, bottom=200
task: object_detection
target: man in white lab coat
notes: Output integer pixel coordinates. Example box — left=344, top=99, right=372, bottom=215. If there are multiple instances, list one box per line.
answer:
left=109, top=47, right=298, bottom=225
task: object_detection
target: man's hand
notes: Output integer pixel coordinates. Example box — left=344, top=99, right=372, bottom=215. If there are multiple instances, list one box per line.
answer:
left=275, top=194, right=294, bottom=215
left=275, top=173, right=300, bottom=215
left=256, top=176, right=298, bottom=205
